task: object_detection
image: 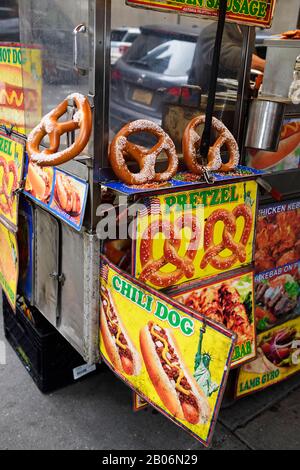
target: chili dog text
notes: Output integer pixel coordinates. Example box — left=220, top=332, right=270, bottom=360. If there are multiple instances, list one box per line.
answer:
left=100, top=286, right=141, bottom=376
left=140, top=322, right=211, bottom=425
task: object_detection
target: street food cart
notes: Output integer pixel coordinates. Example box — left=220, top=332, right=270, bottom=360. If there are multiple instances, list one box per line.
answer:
left=0, top=0, right=299, bottom=447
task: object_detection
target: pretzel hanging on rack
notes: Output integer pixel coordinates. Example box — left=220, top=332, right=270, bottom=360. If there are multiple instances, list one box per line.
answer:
left=201, top=204, right=253, bottom=271
left=109, top=120, right=178, bottom=186
left=182, top=115, right=240, bottom=175
left=0, top=157, right=18, bottom=215
left=26, top=93, right=92, bottom=167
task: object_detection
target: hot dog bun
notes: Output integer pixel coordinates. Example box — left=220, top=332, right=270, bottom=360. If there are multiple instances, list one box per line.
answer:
left=140, top=323, right=211, bottom=425
left=25, top=163, right=53, bottom=203
left=249, top=121, right=300, bottom=170
left=100, top=287, right=141, bottom=376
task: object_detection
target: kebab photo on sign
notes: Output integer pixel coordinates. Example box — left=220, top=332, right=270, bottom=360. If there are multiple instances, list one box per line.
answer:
left=255, top=205, right=300, bottom=273
left=243, top=325, right=300, bottom=375
left=255, top=271, right=300, bottom=332
left=174, top=272, right=255, bottom=367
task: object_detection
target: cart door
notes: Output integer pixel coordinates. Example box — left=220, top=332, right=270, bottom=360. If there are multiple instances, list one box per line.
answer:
left=34, top=207, right=60, bottom=327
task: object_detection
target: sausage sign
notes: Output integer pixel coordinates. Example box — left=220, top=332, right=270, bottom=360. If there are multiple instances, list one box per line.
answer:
left=0, top=134, right=24, bottom=231
left=126, top=0, right=276, bottom=28
left=100, top=256, right=236, bottom=446
left=133, top=181, right=258, bottom=289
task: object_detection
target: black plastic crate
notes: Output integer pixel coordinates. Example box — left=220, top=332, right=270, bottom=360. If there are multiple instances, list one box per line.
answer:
left=3, top=295, right=94, bottom=393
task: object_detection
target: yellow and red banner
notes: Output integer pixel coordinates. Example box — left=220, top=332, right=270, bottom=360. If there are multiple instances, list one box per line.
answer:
left=126, top=0, right=276, bottom=28
left=171, top=269, right=256, bottom=368
left=0, top=44, right=42, bottom=136
left=100, top=256, right=235, bottom=446
left=236, top=317, right=300, bottom=398
left=133, top=180, right=258, bottom=290
left=0, top=222, right=18, bottom=310
left=0, top=133, right=24, bottom=231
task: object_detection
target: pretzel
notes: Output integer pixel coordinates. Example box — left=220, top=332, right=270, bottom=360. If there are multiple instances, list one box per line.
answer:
left=27, top=93, right=92, bottom=167
left=139, top=215, right=200, bottom=288
left=109, top=120, right=178, bottom=185
left=182, top=115, right=240, bottom=175
left=0, top=157, right=18, bottom=215
left=201, top=204, right=253, bottom=271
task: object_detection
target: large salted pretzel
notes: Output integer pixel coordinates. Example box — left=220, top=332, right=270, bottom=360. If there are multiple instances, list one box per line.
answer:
left=183, top=115, right=240, bottom=175
left=139, top=215, right=201, bottom=288
left=27, top=93, right=92, bottom=167
left=0, top=157, right=18, bottom=215
left=201, top=204, right=253, bottom=271
left=109, top=120, right=178, bottom=186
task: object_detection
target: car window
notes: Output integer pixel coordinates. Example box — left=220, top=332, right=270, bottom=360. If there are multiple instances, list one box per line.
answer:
left=124, top=33, right=139, bottom=43
left=111, top=30, right=127, bottom=42
left=124, top=33, right=196, bottom=77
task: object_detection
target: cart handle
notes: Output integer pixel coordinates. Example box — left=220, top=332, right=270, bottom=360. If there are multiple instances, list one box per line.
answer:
left=73, top=23, right=87, bottom=75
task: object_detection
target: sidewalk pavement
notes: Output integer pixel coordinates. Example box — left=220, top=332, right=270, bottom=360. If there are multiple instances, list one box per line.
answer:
left=0, top=311, right=299, bottom=450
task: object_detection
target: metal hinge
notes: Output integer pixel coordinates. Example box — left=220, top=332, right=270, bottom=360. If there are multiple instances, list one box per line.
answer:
left=49, top=272, right=66, bottom=285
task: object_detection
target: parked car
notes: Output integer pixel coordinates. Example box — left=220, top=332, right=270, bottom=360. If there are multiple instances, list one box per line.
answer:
left=0, top=2, right=19, bottom=42
left=111, top=27, right=140, bottom=65
left=110, top=24, right=202, bottom=133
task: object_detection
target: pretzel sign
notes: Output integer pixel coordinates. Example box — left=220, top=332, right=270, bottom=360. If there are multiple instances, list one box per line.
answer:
left=183, top=115, right=240, bottom=175
left=139, top=215, right=200, bottom=288
left=0, top=157, right=18, bottom=215
left=201, top=205, right=253, bottom=271
left=27, top=93, right=92, bottom=167
left=109, top=120, right=178, bottom=185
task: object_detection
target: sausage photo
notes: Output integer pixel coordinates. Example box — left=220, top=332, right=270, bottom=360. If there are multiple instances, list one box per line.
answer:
left=100, top=286, right=141, bottom=376
left=25, top=163, right=53, bottom=203
left=249, top=121, right=300, bottom=170
left=140, top=321, right=211, bottom=425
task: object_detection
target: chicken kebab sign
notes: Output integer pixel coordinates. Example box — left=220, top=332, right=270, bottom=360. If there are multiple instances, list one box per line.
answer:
left=255, top=200, right=300, bottom=332
left=100, top=256, right=236, bottom=446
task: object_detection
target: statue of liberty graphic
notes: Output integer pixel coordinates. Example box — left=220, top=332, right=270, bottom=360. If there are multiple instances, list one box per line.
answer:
left=194, top=328, right=219, bottom=398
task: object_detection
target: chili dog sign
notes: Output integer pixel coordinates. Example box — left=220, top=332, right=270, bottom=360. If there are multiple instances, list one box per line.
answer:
left=100, top=257, right=236, bottom=446
left=126, top=0, right=276, bottom=28
left=133, top=180, right=258, bottom=289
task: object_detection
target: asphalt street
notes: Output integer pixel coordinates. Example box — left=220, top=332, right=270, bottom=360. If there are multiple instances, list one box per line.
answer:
left=0, top=310, right=300, bottom=451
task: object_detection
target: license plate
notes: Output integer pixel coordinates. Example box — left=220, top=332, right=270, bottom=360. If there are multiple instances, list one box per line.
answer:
left=132, top=88, right=153, bottom=105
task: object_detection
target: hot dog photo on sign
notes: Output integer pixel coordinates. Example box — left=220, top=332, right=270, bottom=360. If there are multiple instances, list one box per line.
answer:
left=133, top=181, right=258, bottom=289
left=247, top=119, right=300, bottom=171
left=99, top=259, right=235, bottom=446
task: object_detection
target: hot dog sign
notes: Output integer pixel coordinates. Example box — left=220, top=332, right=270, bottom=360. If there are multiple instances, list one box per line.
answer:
left=133, top=180, right=258, bottom=289
left=100, top=257, right=236, bottom=446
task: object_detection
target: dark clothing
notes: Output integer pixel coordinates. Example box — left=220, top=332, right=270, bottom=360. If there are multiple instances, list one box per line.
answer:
left=189, top=23, right=243, bottom=93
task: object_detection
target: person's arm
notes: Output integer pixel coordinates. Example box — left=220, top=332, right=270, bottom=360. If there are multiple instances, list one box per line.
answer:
left=251, top=54, right=266, bottom=72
